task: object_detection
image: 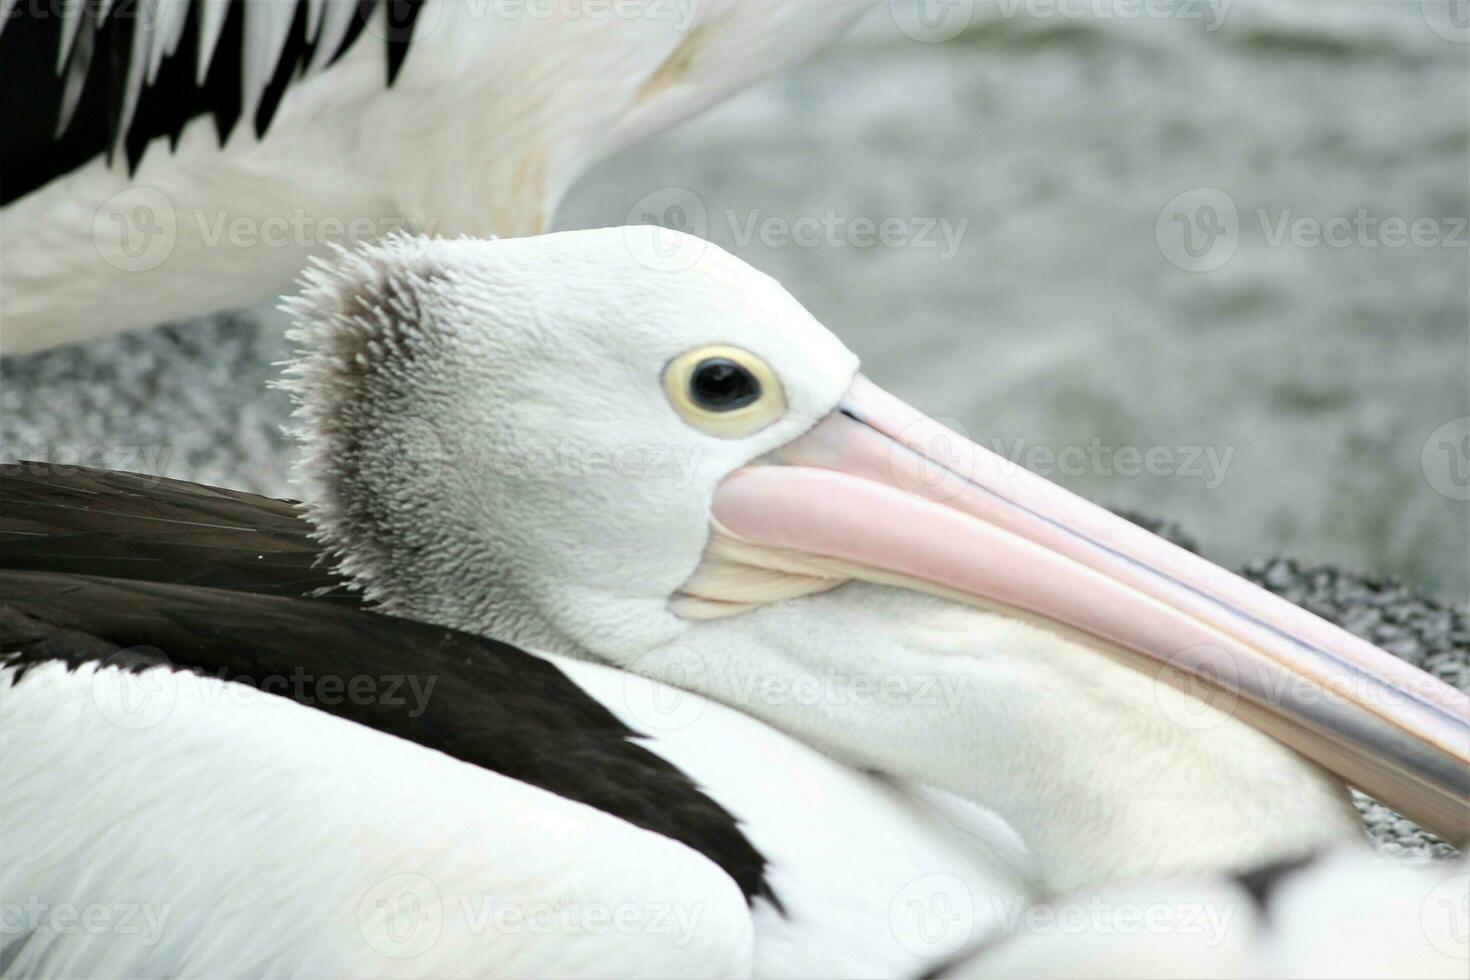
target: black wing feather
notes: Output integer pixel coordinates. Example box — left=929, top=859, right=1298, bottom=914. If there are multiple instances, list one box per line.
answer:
left=381, top=0, right=425, bottom=85
left=0, top=462, right=777, bottom=905
left=0, top=0, right=427, bottom=206
left=0, top=462, right=352, bottom=599
left=252, top=0, right=310, bottom=138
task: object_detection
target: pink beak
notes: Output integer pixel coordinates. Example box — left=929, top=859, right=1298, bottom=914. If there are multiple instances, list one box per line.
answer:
left=712, top=375, right=1470, bottom=843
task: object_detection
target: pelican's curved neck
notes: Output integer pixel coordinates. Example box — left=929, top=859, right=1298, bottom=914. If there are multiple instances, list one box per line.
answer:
left=667, top=582, right=1364, bottom=895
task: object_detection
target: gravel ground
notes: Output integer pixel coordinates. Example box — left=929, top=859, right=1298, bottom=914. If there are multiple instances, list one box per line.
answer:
left=2, top=2, right=1465, bottom=855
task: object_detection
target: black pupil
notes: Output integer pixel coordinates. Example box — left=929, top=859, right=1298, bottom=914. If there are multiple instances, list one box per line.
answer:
left=689, top=358, right=760, bottom=411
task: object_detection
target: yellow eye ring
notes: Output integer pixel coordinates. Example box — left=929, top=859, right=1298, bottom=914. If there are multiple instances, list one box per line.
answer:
left=663, top=345, right=786, bottom=439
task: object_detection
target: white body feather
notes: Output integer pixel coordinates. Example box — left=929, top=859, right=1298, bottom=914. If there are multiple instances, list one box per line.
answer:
left=0, top=0, right=872, bottom=352
left=0, top=651, right=1029, bottom=978
left=945, top=850, right=1470, bottom=979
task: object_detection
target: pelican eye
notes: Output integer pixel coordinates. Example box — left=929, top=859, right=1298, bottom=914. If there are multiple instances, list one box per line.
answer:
left=663, top=345, right=786, bottom=438
left=690, top=358, right=760, bottom=411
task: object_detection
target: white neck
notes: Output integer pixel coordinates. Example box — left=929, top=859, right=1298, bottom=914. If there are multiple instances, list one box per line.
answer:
left=662, top=582, right=1364, bottom=895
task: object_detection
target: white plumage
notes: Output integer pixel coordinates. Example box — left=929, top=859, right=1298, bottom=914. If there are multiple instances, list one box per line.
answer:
left=0, top=0, right=872, bottom=352
left=1, top=653, right=1028, bottom=978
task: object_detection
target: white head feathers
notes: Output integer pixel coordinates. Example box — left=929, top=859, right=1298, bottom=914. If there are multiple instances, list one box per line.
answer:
left=280, top=228, right=857, bottom=661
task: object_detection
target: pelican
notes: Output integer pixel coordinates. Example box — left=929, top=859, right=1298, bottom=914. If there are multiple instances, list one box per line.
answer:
left=0, top=0, right=870, bottom=352
left=3, top=228, right=1467, bottom=976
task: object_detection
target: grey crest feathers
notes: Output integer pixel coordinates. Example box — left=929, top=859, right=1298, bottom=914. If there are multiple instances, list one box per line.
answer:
left=280, top=235, right=476, bottom=632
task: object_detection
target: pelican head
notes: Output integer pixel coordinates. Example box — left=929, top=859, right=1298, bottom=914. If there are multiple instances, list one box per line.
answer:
left=284, top=230, right=856, bottom=659
left=283, top=229, right=1468, bottom=893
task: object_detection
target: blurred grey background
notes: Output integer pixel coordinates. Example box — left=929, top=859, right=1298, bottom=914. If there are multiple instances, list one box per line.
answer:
left=4, top=1, right=1468, bottom=599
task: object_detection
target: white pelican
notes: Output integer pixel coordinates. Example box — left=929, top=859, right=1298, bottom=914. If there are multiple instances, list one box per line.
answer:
left=278, top=229, right=1467, bottom=968
left=0, top=0, right=871, bottom=352
left=2, top=228, right=1467, bottom=976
